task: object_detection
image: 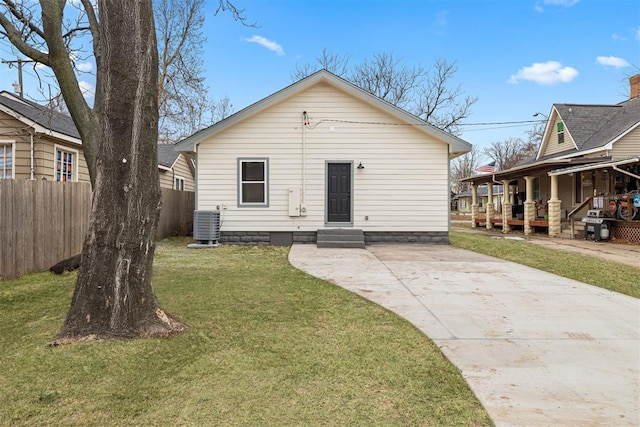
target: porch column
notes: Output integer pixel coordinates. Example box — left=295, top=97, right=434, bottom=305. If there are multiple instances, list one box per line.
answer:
left=548, top=174, right=562, bottom=237
left=486, top=183, right=494, bottom=230
left=471, top=184, right=479, bottom=228
left=502, top=180, right=512, bottom=233
left=524, top=176, right=536, bottom=235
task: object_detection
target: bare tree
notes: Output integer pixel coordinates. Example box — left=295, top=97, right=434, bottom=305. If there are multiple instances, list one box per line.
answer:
left=291, top=48, right=351, bottom=81
left=484, top=137, right=536, bottom=172
left=0, top=0, right=187, bottom=342
left=413, top=59, right=478, bottom=136
left=291, top=51, right=477, bottom=135
left=156, top=0, right=227, bottom=142
left=350, top=52, right=424, bottom=110
left=526, top=121, right=545, bottom=153
left=451, top=145, right=484, bottom=193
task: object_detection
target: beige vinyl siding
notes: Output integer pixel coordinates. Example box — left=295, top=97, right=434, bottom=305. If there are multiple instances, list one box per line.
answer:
left=172, top=155, right=195, bottom=191
left=611, top=125, right=640, bottom=159
left=159, top=155, right=195, bottom=191
left=159, top=169, right=173, bottom=190
left=1, top=112, right=30, bottom=179
left=541, top=118, right=576, bottom=157
left=197, top=81, right=450, bottom=232
left=39, top=137, right=89, bottom=183
left=0, top=111, right=89, bottom=182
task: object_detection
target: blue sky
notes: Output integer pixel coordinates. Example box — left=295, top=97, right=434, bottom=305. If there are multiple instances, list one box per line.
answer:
left=202, top=0, right=640, bottom=149
left=1, top=0, right=639, bottom=151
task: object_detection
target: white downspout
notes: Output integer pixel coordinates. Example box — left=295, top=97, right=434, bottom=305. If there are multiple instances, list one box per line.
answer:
left=29, top=130, right=35, bottom=180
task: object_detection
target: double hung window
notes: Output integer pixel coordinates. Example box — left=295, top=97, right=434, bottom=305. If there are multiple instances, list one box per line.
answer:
left=0, top=142, right=14, bottom=179
left=174, top=176, right=185, bottom=191
left=557, top=122, right=565, bottom=144
left=55, top=147, right=76, bottom=182
left=238, top=158, right=268, bottom=206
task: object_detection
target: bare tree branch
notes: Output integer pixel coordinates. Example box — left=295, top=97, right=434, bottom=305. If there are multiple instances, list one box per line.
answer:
left=290, top=51, right=477, bottom=136
left=291, top=48, right=351, bottom=81
left=214, top=0, right=257, bottom=27
left=0, top=1, right=50, bottom=65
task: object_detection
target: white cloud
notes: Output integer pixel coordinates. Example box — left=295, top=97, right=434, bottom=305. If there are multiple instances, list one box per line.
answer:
left=611, top=32, right=624, bottom=41
left=78, top=80, right=95, bottom=99
left=435, top=10, right=448, bottom=27
left=636, top=26, right=640, bottom=41
left=76, top=62, right=93, bottom=73
left=596, top=55, right=630, bottom=68
left=535, top=0, right=579, bottom=12
left=543, top=0, right=579, bottom=6
left=244, top=35, right=284, bottom=56
left=508, top=61, right=579, bottom=85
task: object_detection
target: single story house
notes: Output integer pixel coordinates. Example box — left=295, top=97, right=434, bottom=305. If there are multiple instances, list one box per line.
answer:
left=0, top=91, right=194, bottom=190
left=461, top=74, right=640, bottom=243
left=157, top=143, right=195, bottom=192
left=0, top=91, right=90, bottom=182
left=455, top=184, right=503, bottom=214
left=175, top=70, right=472, bottom=246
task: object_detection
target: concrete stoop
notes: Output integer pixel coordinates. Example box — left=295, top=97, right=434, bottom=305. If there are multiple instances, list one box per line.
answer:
left=316, top=228, right=365, bottom=248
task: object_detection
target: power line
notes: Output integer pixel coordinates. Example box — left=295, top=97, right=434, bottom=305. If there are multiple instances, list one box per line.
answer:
left=2, top=58, right=36, bottom=97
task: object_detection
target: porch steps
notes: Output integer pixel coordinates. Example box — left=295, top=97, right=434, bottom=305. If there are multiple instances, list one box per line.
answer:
left=316, top=229, right=365, bottom=249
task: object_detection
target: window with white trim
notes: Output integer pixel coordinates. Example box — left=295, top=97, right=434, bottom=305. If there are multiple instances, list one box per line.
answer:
left=0, top=142, right=14, bottom=179
left=557, top=121, right=565, bottom=144
left=55, top=147, right=77, bottom=182
left=238, top=158, right=268, bottom=206
left=174, top=176, right=185, bottom=191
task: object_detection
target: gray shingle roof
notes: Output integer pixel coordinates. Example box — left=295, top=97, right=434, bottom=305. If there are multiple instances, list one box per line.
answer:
left=0, top=92, right=80, bottom=139
left=555, top=95, right=640, bottom=152
left=1, top=91, right=181, bottom=169
left=157, top=143, right=180, bottom=168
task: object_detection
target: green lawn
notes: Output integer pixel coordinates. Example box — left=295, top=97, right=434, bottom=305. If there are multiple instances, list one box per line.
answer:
left=0, top=238, right=491, bottom=426
left=450, top=230, right=640, bottom=298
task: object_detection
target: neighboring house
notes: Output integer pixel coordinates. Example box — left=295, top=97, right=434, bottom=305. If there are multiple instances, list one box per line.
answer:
left=157, top=143, right=195, bottom=191
left=175, top=70, right=472, bottom=245
left=0, top=91, right=89, bottom=182
left=455, top=184, right=503, bottom=214
left=462, top=74, right=640, bottom=242
left=0, top=91, right=193, bottom=189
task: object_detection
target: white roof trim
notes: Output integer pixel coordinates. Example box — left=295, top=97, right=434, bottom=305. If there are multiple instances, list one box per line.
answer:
left=548, top=156, right=640, bottom=176
left=0, top=103, right=82, bottom=145
left=175, top=70, right=472, bottom=154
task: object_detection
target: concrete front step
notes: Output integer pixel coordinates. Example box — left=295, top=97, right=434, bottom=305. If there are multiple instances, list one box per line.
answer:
left=317, top=229, right=365, bottom=248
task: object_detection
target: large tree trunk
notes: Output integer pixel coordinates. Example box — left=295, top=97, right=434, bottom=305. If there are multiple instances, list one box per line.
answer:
left=55, top=0, right=186, bottom=342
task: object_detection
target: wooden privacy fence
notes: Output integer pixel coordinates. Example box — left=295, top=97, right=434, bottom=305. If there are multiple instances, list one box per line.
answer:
left=156, top=188, right=196, bottom=240
left=0, top=180, right=194, bottom=280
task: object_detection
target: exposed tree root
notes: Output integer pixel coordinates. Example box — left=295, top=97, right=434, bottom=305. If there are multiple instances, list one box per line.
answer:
left=49, top=308, right=188, bottom=346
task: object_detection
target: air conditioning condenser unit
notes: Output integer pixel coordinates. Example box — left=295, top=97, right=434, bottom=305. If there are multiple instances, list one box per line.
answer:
left=189, top=210, right=220, bottom=248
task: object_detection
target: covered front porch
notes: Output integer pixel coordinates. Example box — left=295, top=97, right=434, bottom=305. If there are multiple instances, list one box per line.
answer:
left=461, top=157, right=640, bottom=243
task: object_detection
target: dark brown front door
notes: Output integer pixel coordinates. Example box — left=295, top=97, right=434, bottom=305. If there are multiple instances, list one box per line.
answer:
left=327, top=163, right=351, bottom=223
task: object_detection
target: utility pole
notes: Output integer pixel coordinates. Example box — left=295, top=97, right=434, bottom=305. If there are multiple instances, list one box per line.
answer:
left=2, top=58, right=35, bottom=98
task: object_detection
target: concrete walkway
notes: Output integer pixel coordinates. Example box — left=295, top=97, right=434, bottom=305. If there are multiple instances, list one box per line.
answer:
left=289, top=244, right=640, bottom=427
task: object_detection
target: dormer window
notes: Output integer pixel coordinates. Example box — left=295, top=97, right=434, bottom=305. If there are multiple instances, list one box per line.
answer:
left=557, top=122, right=565, bottom=144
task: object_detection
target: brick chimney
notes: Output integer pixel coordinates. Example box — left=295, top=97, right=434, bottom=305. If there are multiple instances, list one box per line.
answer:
left=631, top=74, right=640, bottom=99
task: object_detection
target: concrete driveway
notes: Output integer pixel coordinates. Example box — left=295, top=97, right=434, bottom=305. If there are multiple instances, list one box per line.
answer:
left=289, top=244, right=640, bottom=427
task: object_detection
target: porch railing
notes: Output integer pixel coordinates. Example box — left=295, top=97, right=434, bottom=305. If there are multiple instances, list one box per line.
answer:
left=567, top=196, right=593, bottom=239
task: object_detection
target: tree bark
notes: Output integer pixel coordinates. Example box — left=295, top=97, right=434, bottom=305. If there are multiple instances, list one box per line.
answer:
left=55, top=0, right=186, bottom=342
